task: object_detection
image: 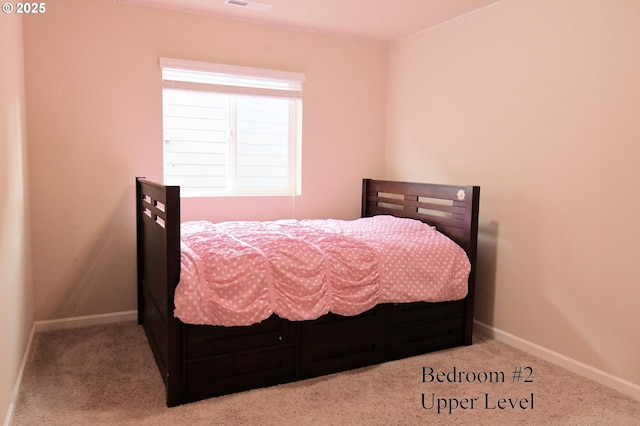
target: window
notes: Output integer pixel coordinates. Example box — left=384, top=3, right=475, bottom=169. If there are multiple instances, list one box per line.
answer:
left=160, top=58, right=304, bottom=197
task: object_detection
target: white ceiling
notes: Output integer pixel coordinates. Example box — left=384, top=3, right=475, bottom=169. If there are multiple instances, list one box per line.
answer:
left=117, top=0, right=503, bottom=43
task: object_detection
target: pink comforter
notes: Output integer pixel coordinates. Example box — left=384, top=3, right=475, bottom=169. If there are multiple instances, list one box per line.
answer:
left=174, top=215, right=470, bottom=326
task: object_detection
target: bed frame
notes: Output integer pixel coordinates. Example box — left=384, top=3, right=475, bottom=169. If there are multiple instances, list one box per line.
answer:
left=136, top=178, right=480, bottom=407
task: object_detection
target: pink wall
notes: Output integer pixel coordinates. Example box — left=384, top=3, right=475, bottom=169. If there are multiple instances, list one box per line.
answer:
left=23, top=0, right=387, bottom=321
left=0, top=13, right=34, bottom=423
left=387, top=0, right=640, bottom=392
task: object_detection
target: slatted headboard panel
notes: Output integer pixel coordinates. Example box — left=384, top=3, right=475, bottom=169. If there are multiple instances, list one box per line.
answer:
left=361, top=179, right=480, bottom=256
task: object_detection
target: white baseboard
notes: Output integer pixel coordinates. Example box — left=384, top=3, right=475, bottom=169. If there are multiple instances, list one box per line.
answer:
left=4, top=324, right=35, bottom=426
left=474, top=320, right=640, bottom=402
left=4, top=310, right=138, bottom=426
left=33, top=310, right=137, bottom=333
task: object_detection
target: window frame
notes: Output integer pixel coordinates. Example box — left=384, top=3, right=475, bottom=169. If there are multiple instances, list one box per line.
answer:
left=160, top=58, right=304, bottom=197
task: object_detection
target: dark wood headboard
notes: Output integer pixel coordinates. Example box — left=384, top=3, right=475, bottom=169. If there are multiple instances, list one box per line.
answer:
left=361, top=178, right=480, bottom=257
left=362, top=178, right=480, bottom=345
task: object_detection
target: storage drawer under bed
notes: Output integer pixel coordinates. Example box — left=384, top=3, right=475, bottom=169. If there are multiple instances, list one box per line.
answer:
left=298, top=306, right=388, bottom=378
left=184, top=315, right=296, bottom=360
left=389, top=300, right=465, bottom=325
left=185, top=346, right=297, bottom=402
left=389, top=316, right=464, bottom=360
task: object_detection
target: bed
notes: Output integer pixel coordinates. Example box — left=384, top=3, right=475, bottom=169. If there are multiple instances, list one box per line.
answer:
left=136, top=178, right=480, bottom=407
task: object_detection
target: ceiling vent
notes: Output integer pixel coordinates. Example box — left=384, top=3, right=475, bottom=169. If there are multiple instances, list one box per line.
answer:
left=223, top=0, right=272, bottom=11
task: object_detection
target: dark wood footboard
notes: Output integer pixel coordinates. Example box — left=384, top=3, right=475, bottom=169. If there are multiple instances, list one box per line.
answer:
left=136, top=177, right=480, bottom=406
left=136, top=178, right=183, bottom=406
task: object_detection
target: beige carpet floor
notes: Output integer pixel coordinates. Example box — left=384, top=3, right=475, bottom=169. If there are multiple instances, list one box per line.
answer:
left=12, top=321, right=640, bottom=425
